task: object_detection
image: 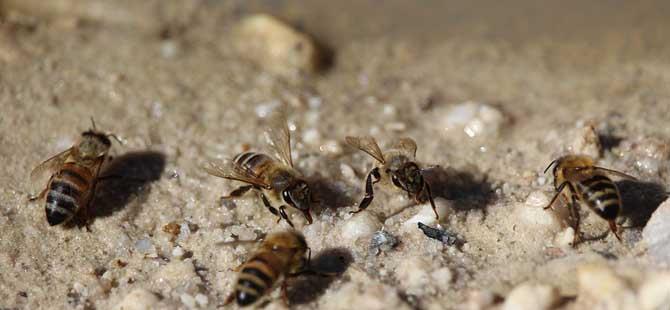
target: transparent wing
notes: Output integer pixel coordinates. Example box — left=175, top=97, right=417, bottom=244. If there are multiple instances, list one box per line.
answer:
left=391, top=137, right=418, bottom=159
left=594, top=167, right=638, bottom=181
left=29, top=147, right=73, bottom=193
left=264, top=112, right=293, bottom=167
left=345, top=136, right=385, bottom=164
left=204, top=160, right=270, bottom=189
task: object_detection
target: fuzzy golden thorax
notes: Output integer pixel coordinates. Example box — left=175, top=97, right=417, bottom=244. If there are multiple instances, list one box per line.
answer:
left=551, top=155, right=596, bottom=188
left=260, top=231, right=308, bottom=274
left=75, top=130, right=112, bottom=160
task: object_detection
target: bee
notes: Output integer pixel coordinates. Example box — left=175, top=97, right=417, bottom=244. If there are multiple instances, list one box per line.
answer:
left=345, top=136, right=438, bottom=219
left=543, top=154, right=637, bottom=245
left=205, top=114, right=313, bottom=227
left=225, top=230, right=309, bottom=307
left=29, top=119, right=119, bottom=227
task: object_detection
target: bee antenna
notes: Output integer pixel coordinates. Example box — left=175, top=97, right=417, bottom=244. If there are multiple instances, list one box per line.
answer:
left=543, top=159, right=559, bottom=174
left=107, top=133, right=125, bottom=145
left=90, top=117, right=98, bottom=131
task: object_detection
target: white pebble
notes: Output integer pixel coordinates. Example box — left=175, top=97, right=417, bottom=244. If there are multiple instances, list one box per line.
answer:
left=172, top=246, right=185, bottom=258
left=502, top=283, right=559, bottom=310
left=320, top=140, right=343, bottom=156
left=642, top=198, right=670, bottom=264
left=525, top=191, right=550, bottom=208
left=178, top=222, right=192, bottom=242
left=254, top=100, right=281, bottom=118
left=307, top=96, right=322, bottom=109
left=430, top=267, right=453, bottom=289
left=234, top=14, right=321, bottom=76
left=302, top=128, right=321, bottom=145
left=577, top=264, right=637, bottom=309
left=160, top=40, right=179, bottom=59
left=195, top=294, right=209, bottom=307
left=394, top=257, right=432, bottom=295
left=443, top=101, right=506, bottom=138
left=340, top=212, right=382, bottom=244
left=638, top=272, right=670, bottom=310
left=113, top=289, right=160, bottom=310
left=554, top=227, right=575, bottom=248
left=569, top=124, right=601, bottom=158
left=180, top=293, right=196, bottom=308
left=134, top=238, right=155, bottom=254
left=402, top=198, right=451, bottom=230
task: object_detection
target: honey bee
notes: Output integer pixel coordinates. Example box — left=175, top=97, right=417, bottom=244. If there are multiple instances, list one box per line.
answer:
left=225, top=230, right=309, bottom=307
left=544, top=154, right=637, bottom=245
left=29, top=119, right=119, bottom=227
left=345, top=136, right=438, bottom=219
left=205, top=114, right=313, bottom=227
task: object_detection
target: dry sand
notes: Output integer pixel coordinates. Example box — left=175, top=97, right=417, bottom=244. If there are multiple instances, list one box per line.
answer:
left=1, top=1, right=670, bottom=309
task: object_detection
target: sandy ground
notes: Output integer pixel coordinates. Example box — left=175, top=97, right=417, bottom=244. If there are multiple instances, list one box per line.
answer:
left=1, top=1, right=670, bottom=309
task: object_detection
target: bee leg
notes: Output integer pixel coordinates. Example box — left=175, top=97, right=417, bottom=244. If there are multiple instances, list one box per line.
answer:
left=423, top=181, right=439, bottom=220
left=222, top=185, right=253, bottom=199
left=259, top=192, right=284, bottom=222
left=350, top=167, right=381, bottom=214
left=569, top=193, right=582, bottom=247
left=224, top=292, right=235, bottom=305
left=280, top=280, right=290, bottom=306
left=609, top=220, right=623, bottom=242
left=278, top=206, right=295, bottom=228
left=28, top=187, right=49, bottom=202
left=544, top=182, right=568, bottom=210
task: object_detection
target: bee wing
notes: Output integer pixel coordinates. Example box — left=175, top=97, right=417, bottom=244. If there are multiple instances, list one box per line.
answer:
left=29, top=147, right=73, bottom=193
left=392, top=137, right=418, bottom=159
left=204, top=160, right=271, bottom=189
left=264, top=112, right=293, bottom=168
left=345, top=136, right=385, bottom=164
left=594, top=167, right=639, bottom=181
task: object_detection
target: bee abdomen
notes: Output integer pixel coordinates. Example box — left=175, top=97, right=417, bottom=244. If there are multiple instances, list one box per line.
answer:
left=45, top=180, right=83, bottom=226
left=235, top=256, right=278, bottom=306
left=233, top=152, right=275, bottom=178
left=578, top=175, right=620, bottom=220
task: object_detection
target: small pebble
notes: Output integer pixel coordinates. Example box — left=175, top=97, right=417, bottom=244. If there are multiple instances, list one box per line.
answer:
left=577, top=264, right=637, bottom=308
left=443, top=101, right=506, bottom=138
left=195, top=294, right=209, bottom=307
left=402, top=198, right=452, bottom=230
left=134, top=238, right=155, bottom=254
left=638, top=272, right=670, bottom=310
left=320, top=140, right=343, bottom=156
left=340, top=212, right=382, bottom=244
left=172, top=246, right=185, bottom=258
left=642, top=198, right=670, bottom=264
left=569, top=124, right=601, bottom=158
left=180, top=293, right=196, bottom=308
left=394, top=257, right=432, bottom=295
left=430, top=267, right=453, bottom=289
left=368, top=230, right=399, bottom=256
left=234, top=14, right=321, bottom=76
left=113, top=289, right=160, bottom=310
left=502, top=283, right=559, bottom=310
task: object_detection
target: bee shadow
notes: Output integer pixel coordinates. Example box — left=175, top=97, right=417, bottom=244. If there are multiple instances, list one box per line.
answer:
left=89, top=151, right=166, bottom=221
left=287, top=248, right=353, bottom=305
left=422, top=166, right=495, bottom=212
left=617, top=179, right=668, bottom=228
left=307, top=176, right=356, bottom=212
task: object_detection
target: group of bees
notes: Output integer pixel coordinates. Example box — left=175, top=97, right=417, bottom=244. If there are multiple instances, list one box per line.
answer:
left=29, top=115, right=641, bottom=307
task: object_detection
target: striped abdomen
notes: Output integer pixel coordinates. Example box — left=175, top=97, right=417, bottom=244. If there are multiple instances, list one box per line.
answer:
left=233, top=152, right=276, bottom=180
left=575, top=174, right=621, bottom=220
left=45, top=163, right=93, bottom=226
left=234, top=252, right=280, bottom=307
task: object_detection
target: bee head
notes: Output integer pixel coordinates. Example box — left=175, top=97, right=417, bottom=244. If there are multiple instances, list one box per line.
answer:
left=282, top=180, right=313, bottom=224
left=389, top=162, right=423, bottom=194
left=79, top=130, right=112, bottom=159
left=546, top=155, right=595, bottom=189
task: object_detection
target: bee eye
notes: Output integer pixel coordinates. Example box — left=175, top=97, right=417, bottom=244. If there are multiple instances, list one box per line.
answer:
left=282, top=190, right=292, bottom=204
